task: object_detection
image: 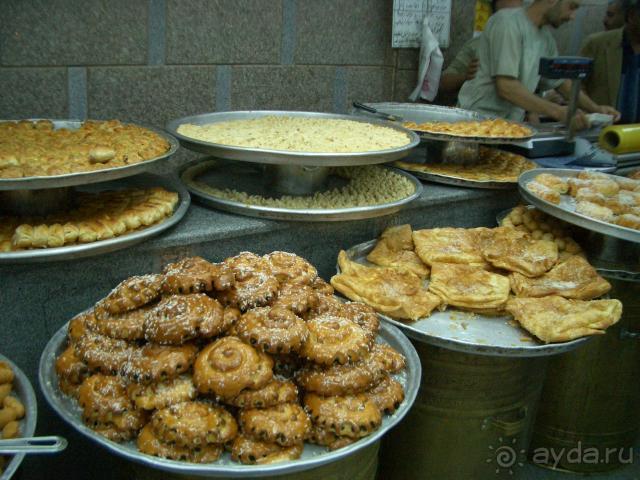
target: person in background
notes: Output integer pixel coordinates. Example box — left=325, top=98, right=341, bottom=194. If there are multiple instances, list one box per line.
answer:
left=581, top=0, right=640, bottom=123
left=458, top=0, right=620, bottom=130
left=439, top=0, right=523, bottom=96
left=604, top=0, right=625, bottom=30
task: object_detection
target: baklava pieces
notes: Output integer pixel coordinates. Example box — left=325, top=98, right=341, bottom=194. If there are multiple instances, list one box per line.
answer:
left=54, top=252, right=407, bottom=465
left=527, top=171, right=640, bottom=230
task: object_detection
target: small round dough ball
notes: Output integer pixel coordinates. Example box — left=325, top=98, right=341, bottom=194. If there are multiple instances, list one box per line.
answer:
left=531, top=230, right=543, bottom=240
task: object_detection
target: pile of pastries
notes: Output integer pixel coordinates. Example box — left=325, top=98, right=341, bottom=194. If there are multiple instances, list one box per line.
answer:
left=527, top=171, right=640, bottom=230
left=0, top=361, right=25, bottom=474
left=394, top=146, right=536, bottom=183
left=54, top=252, right=406, bottom=465
left=403, top=118, right=532, bottom=138
left=331, top=224, right=622, bottom=343
left=0, top=120, right=170, bottom=179
left=0, top=187, right=179, bottom=252
left=177, top=116, right=411, bottom=153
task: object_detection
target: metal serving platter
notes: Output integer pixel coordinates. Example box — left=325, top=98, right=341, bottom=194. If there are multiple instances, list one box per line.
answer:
left=166, top=111, right=420, bottom=167
left=353, top=103, right=535, bottom=145
left=340, top=239, right=589, bottom=357
left=0, top=120, right=179, bottom=190
left=0, top=173, right=190, bottom=264
left=39, top=320, right=420, bottom=478
left=393, top=162, right=518, bottom=190
left=0, top=353, right=37, bottom=480
left=181, top=159, right=423, bottom=222
left=519, top=168, right=640, bottom=244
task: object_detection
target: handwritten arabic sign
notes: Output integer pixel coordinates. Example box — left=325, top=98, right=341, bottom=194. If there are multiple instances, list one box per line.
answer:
left=392, top=0, right=452, bottom=48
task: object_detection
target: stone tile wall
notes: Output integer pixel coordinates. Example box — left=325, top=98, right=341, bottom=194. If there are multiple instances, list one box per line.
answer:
left=0, top=0, right=609, bottom=125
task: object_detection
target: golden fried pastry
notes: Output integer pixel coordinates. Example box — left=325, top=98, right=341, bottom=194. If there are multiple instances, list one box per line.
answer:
left=575, top=200, right=615, bottom=222
left=428, top=263, right=510, bottom=311
left=331, top=251, right=441, bottom=321
left=534, top=173, right=569, bottom=193
left=340, top=301, right=380, bottom=338
left=67, top=312, right=91, bottom=344
left=88, top=305, right=150, bottom=341
left=301, top=313, right=373, bottom=366
left=264, top=251, right=318, bottom=285
left=138, top=424, right=223, bottom=462
left=162, top=256, right=234, bottom=294
left=366, top=224, right=429, bottom=278
left=310, top=277, right=334, bottom=296
left=506, top=296, right=623, bottom=343
left=510, top=255, right=611, bottom=300
left=123, top=343, right=198, bottom=384
left=193, top=336, right=273, bottom=399
left=0, top=120, right=169, bottom=179
left=95, top=275, right=163, bottom=315
left=271, top=354, right=302, bottom=379
left=603, top=192, right=638, bottom=215
left=482, top=228, right=558, bottom=277
left=127, top=375, right=197, bottom=411
left=528, top=181, right=561, bottom=204
left=228, top=378, right=299, bottom=409
left=239, top=403, right=311, bottom=447
left=230, top=435, right=303, bottom=464
left=616, top=213, right=640, bottom=230
left=151, top=401, right=237, bottom=447
left=370, top=343, right=406, bottom=374
left=303, top=393, right=382, bottom=439
left=74, top=330, right=136, bottom=376
left=403, top=118, right=532, bottom=138
left=219, top=252, right=280, bottom=311
left=413, top=227, right=490, bottom=267
left=271, top=282, right=319, bottom=316
left=55, top=345, right=90, bottom=397
left=145, top=294, right=229, bottom=345
left=366, top=374, right=405, bottom=415
left=236, top=306, right=309, bottom=355
left=614, top=175, right=640, bottom=191
left=308, top=426, right=356, bottom=451
left=574, top=187, right=607, bottom=206
left=569, top=177, right=620, bottom=197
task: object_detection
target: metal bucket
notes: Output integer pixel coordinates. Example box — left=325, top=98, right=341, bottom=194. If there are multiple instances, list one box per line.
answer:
left=378, top=343, right=546, bottom=479
left=529, top=271, right=640, bottom=473
left=131, top=441, right=379, bottom=480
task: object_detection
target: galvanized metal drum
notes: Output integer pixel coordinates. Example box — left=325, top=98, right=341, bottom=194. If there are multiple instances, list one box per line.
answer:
left=529, top=268, right=640, bottom=473
left=378, top=342, right=547, bottom=479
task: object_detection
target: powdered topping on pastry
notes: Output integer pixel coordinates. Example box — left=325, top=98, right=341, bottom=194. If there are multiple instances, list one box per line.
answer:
left=235, top=306, right=309, bottom=355
left=239, top=403, right=311, bottom=447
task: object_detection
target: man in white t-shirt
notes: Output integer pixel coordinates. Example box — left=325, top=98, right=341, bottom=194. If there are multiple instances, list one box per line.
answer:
left=458, top=0, right=619, bottom=129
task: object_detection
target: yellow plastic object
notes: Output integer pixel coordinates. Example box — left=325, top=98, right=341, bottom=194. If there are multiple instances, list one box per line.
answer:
left=599, top=124, right=640, bottom=154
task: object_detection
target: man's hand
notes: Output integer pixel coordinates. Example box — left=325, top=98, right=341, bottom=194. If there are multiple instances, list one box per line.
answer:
left=595, top=105, right=621, bottom=122
left=466, top=58, right=479, bottom=80
left=553, top=106, right=591, bottom=131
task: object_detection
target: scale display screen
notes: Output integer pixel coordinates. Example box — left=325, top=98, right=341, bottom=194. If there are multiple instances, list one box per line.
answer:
left=539, top=56, right=593, bottom=79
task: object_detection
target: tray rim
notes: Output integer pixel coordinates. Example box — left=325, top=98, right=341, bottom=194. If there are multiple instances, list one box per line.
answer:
left=338, top=238, right=590, bottom=357
left=165, top=110, right=420, bottom=167
left=0, top=173, right=190, bottom=264
left=518, top=168, right=640, bottom=244
left=180, top=159, right=423, bottom=222
left=38, top=318, right=421, bottom=478
left=394, top=162, right=519, bottom=190
left=0, top=353, right=38, bottom=480
left=0, top=119, right=179, bottom=191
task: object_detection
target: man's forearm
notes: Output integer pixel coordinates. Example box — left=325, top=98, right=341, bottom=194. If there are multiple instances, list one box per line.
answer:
left=495, top=77, right=561, bottom=119
left=439, top=72, right=467, bottom=94
left=557, top=80, right=599, bottom=112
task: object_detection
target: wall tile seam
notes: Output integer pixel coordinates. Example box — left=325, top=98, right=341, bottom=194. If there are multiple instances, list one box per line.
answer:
left=0, top=63, right=401, bottom=69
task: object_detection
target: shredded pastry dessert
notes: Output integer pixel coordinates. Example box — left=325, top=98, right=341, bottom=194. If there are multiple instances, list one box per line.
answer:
left=395, top=147, right=536, bottom=183
left=0, top=120, right=170, bottom=179
left=403, top=118, right=532, bottom=138
left=177, top=116, right=411, bottom=153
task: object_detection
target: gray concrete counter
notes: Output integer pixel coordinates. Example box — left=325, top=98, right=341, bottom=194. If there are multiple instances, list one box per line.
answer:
left=1, top=180, right=522, bottom=478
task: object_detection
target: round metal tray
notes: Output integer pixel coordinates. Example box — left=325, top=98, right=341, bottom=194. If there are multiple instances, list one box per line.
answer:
left=518, top=168, right=640, bottom=244
left=394, top=163, right=518, bottom=190
left=352, top=103, right=534, bottom=144
left=39, top=320, right=420, bottom=478
left=339, top=239, right=589, bottom=357
left=181, top=159, right=423, bottom=222
left=166, top=111, right=420, bottom=167
left=0, top=353, right=37, bottom=480
left=0, top=173, right=190, bottom=264
left=0, top=120, right=179, bottom=191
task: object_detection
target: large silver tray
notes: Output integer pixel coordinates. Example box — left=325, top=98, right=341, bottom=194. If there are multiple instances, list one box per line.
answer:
left=519, top=168, right=640, bottom=244
left=394, top=162, right=518, bottom=190
left=0, top=120, right=178, bottom=190
left=39, top=320, right=420, bottom=478
left=353, top=103, right=535, bottom=145
left=181, top=159, right=423, bottom=222
left=0, top=353, right=37, bottom=480
left=0, top=173, right=190, bottom=264
left=340, top=239, right=589, bottom=357
left=166, top=111, right=420, bottom=167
